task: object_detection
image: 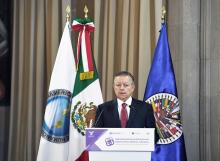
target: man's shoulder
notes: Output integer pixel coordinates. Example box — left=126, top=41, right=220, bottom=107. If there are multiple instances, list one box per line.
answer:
left=98, top=99, right=116, bottom=107
left=132, top=98, right=145, bottom=104
left=132, top=98, right=152, bottom=107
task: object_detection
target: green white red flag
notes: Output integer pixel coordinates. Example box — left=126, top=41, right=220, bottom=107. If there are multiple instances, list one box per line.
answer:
left=68, top=18, right=103, bottom=161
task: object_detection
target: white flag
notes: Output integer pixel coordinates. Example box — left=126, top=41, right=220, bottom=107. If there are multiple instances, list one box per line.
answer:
left=37, top=21, right=76, bottom=161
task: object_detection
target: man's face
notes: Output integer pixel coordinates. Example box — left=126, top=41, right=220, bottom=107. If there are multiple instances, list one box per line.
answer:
left=113, top=75, right=135, bottom=102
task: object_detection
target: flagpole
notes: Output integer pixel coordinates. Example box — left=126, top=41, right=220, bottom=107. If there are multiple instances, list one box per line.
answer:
left=66, top=5, right=71, bottom=22
left=74, top=5, right=89, bottom=71
left=84, top=5, right=89, bottom=18
left=161, top=6, right=166, bottom=24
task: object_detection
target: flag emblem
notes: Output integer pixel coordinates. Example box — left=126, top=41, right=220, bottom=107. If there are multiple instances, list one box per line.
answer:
left=42, top=89, right=72, bottom=143
left=71, top=101, right=97, bottom=135
left=146, top=93, right=182, bottom=144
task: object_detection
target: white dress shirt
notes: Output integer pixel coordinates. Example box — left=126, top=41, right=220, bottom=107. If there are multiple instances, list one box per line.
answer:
left=117, top=97, right=132, bottom=119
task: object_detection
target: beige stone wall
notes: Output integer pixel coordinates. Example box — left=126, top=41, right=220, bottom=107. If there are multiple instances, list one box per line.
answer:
left=168, top=0, right=220, bottom=161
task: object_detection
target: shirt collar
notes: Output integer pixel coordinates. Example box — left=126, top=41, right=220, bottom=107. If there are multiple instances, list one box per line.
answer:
left=117, top=96, right=132, bottom=106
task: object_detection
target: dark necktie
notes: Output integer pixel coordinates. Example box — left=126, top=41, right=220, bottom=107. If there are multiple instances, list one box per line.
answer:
left=120, top=103, right=128, bottom=128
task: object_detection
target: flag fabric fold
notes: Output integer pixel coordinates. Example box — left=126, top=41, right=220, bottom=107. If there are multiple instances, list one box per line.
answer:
left=37, top=22, right=76, bottom=161
left=68, top=18, right=103, bottom=161
left=144, top=23, right=187, bottom=161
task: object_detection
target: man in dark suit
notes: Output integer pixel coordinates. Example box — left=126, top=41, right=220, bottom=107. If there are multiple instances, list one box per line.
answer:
left=94, top=71, right=159, bottom=142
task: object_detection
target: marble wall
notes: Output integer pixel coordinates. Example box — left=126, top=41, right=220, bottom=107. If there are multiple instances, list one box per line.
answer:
left=168, top=0, right=220, bottom=161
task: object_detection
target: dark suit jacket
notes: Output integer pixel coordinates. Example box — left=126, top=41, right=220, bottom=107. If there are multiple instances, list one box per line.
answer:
left=94, top=98, right=159, bottom=142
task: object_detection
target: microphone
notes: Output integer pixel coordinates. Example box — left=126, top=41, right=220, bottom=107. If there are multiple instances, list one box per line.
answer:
left=93, top=109, right=104, bottom=127
left=129, top=105, right=134, bottom=109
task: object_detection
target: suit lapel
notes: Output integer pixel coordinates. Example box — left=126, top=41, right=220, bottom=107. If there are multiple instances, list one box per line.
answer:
left=126, top=98, right=137, bottom=127
left=112, top=100, right=121, bottom=127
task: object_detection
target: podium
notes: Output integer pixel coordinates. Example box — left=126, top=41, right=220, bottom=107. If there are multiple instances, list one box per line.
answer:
left=86, top=128, right=155, bottom=161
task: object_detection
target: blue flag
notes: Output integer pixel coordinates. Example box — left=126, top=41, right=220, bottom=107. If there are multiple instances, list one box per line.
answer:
left=144, top=23, right=187, bottom=161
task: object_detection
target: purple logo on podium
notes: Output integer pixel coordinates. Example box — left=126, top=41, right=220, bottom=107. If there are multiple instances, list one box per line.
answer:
left=105, top=137, right=114, bottom=146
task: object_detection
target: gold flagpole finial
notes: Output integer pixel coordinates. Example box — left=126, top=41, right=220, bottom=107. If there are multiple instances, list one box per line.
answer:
left=66, top=5, right=71, bottom=22
left=161, top=6, right=166, bottom=23
left=84, top=5, right=89, bottom=18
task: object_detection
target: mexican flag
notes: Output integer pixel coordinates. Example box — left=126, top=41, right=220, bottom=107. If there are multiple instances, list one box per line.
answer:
left=68, top=18, right=103, bottom=161
left=37, top=21, right=76, bottom=161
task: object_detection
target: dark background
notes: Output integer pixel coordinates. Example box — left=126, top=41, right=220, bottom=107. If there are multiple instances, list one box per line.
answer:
left=0, top=0, right=11, bottom=160
left=0, top=0, right=11, bottom=106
